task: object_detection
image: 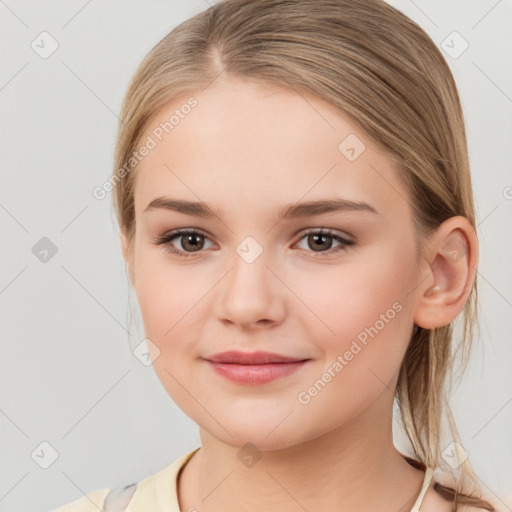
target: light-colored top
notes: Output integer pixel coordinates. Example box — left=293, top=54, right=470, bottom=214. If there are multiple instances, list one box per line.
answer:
left=410, top=466, right=435, bottom=512
left=50, top=448, right=200, bottom=512
left=50, top=447, right=435, bottom=512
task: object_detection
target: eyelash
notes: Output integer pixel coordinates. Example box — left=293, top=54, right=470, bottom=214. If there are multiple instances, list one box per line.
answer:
left=153, top=228, right=355, bottom=259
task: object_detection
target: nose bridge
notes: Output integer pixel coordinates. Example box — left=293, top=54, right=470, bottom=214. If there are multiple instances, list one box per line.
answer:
left=229, top=233, right=272, bottom=291
left=235, top=234, right=267, bottom=267
left=217, top=232, right=283, bottom=325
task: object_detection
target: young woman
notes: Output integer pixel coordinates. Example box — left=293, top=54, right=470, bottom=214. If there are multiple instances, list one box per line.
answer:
left=52, top=0, right=501, bottom=510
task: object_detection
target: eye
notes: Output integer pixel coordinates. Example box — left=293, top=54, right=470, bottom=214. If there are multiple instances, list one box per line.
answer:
left=153, top=229, right=214, bottom=258
left=294, top=228, right=354, bottom=257
left=153, top=227, right=355, bottom=258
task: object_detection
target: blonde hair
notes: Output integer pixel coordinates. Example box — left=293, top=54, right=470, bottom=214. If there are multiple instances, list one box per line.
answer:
left=112, top=1, right=494, bottom=509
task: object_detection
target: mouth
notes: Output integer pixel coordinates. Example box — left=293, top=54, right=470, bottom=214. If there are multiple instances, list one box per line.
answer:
left=205, top=350, right=308, bottom=364
left=203, top=350, right=311, bottom=385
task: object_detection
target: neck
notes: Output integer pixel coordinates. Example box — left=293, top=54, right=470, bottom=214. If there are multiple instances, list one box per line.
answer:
left=178, top=393, right=426, bottom=512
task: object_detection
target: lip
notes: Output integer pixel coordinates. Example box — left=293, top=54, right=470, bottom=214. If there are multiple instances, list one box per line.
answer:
left=203, top=350, right=310, bottom=385
left=205, top=350, right=307, bottom=364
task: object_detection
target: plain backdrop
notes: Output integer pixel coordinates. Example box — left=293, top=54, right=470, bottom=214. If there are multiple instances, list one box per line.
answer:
left=0, top=1, right=511, bottom=511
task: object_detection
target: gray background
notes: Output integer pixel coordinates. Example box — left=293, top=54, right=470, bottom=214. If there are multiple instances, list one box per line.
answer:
left=0, top=1, right=511, bottom=511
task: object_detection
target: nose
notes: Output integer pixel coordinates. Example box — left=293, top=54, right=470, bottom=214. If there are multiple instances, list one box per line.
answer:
left=215, top=242, right=286, bottom=329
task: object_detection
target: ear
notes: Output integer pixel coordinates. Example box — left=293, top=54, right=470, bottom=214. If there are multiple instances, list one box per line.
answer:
left=120, top=227, right=135, bottom=286
left=414, top=216, right=478, bottom=330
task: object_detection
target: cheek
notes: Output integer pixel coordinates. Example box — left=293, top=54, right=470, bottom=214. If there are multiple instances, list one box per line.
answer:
left=293, top=270, right=412, bottom=433
left=133, top=246, right=185, bottom=340
left=301, top=249, right=413, bottom=344
left=133, top=254, right=207, bottom=410
left=133, top=247, right=213, bottom=358
left=299, top=245, right=417, bottom=403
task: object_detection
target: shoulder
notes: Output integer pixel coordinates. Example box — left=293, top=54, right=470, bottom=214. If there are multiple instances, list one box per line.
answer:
left=48, top=448, right=200, bottom=512
left=128, top=447, right=201, bottom=509
left=48, top=488, right=110, bottom=512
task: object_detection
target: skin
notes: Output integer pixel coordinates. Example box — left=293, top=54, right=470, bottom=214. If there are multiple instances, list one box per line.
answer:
left=121, top=75, right=478, bottom=512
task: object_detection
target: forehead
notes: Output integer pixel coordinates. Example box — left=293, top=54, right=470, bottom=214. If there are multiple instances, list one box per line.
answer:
left=133, top=77, right=411, bottom=222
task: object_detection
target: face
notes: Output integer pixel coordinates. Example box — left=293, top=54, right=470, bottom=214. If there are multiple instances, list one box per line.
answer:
left=125, top=76, right=424, bottom=450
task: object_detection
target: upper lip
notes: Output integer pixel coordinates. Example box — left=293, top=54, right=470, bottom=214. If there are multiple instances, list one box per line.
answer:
left=204, top=350, right=309, bottom=364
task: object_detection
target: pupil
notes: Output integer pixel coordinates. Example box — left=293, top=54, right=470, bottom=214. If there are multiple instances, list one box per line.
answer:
left=310, top=234, right=331, bottom=251
left=184, top=234, right=203, bottom=251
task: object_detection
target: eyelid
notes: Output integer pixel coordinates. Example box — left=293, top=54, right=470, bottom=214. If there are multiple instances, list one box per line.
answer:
left=298, top=227, right=354, bottom=243
left=153, top=227, right=215, bottom=249
left=153, top=227, right=355, bottom=257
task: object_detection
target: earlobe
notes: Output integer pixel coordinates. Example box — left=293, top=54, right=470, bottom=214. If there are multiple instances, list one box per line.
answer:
left=414, top=216, right=478, bottom=330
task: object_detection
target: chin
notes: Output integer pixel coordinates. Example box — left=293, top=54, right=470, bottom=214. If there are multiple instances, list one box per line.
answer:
left=198, top=412, right=319, bottom=453
left=214, top=430, right=303, bottom=452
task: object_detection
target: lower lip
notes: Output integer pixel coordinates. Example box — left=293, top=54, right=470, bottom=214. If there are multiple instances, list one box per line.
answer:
left=206, top=361, right=308, bottom=385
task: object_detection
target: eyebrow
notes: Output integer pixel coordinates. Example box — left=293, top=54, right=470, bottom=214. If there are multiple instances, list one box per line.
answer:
left=143, top=197, right=379, bottom=220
